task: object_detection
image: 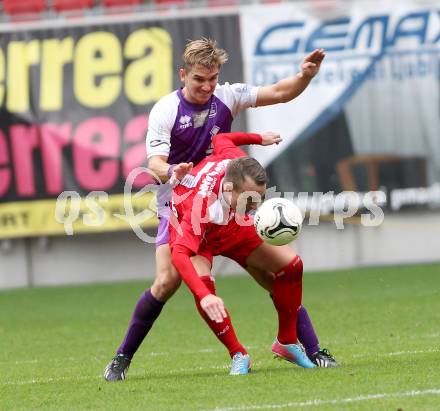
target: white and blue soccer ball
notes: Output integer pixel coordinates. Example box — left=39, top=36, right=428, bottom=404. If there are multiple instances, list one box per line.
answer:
left=254, top=198, right=303, bottom=246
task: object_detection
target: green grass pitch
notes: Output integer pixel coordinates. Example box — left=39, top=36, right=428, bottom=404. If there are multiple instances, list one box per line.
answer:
left=1, top=263, right=440, bottom=410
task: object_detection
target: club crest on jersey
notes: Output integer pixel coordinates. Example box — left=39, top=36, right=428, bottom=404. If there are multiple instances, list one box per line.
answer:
left=193, top=110, right=209, bottom=128
left=179, top=115, right=192, bottom=129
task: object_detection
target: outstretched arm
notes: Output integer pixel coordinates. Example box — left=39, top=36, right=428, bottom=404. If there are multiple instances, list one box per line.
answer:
left=172, top=244, right=227, bottom=323
left=171, top=244, right=211, bottom=300
left=256, top=49, right=325, bottom=107
left=168, top=162, right=193, bottom=186
left=213, top=132, right=282, bottom=158
left=147, top=155, right=174, bottom=183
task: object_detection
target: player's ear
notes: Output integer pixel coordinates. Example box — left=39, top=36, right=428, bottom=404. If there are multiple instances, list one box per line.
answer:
left=179, top=68, right=186, bottom=83
left=223, top=181, right=233, bottom=192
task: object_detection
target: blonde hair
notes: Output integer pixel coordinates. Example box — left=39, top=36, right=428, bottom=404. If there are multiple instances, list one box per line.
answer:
left=183, top=38, right=228, bottom=71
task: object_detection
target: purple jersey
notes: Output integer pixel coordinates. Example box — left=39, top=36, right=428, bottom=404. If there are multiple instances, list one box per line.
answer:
left=145, top=82, right=259, bottom=247
left=146, top=83, right=259, bottom=166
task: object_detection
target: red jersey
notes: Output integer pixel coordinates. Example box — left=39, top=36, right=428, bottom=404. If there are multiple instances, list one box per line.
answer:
left=170, top=132, right=263, bottom=300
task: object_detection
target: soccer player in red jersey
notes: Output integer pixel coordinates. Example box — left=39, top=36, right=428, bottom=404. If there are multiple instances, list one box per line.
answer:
left=169, top=131, right=316, bottom=374
left=104, top=39, right=336, bottom=382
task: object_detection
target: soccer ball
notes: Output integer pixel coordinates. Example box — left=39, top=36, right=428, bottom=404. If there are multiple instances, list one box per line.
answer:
left=254, top=198, right=303, bottom=246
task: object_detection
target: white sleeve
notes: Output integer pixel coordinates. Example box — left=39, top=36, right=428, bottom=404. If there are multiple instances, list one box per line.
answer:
left=215, top=83, right=260, bottom=118
left=145, top=93, right=179, bottom=159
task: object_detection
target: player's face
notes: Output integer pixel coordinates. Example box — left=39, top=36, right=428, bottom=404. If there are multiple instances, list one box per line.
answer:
left=180, top=64, right=219, bottom=105
left=226, top=176, right=266, bottom=215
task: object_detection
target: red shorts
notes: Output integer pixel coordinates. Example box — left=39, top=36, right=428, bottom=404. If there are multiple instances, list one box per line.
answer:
left=197, top=219, right=263, bottom=268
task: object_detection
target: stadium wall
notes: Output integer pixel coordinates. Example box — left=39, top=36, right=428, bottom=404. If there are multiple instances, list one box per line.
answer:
left=1, top=211, right=440, bottom=289
left=1, top=0, right=440, bottom=289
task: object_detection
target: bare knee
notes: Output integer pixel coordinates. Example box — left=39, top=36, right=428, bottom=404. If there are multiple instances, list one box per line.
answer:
left=151, top=268, right=182, bottom=302
left=246, top=266, right=275, bottom=293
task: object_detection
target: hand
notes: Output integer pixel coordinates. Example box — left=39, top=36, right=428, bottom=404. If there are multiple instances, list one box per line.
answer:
left=261, top=131, right=283, bottom=146
left=200, top=294, right=227, bottom=323
left=169, top=162, right=193, bottom=186
left=300, top=48, right=325, bottom=79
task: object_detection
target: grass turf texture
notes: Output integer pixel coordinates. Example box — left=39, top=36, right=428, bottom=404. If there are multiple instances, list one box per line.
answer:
left=1, top=263, right=440, bottom=410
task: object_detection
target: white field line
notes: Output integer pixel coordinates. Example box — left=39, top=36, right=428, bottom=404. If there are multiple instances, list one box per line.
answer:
left=352, top=348, right=440, bottom=358
left=387, top=348, right=440, bottom=356
left=1, top=375, right=101, bottom=386
left=1, top=346, right=438, bottom=387
left=3, top=345, right=438, bottom=367
left=331, top=332, right=440, bottom=345
left=0, top=350, right=212, bottom=366
left=0, top=346, right=260, bottom=366
left=200, top=389, right=440, bottom=411
left=1, top=348, right=438, bottom=387
left=0, top=363, right=235, bottom=386
left=5, top=332, right=438, bottom=367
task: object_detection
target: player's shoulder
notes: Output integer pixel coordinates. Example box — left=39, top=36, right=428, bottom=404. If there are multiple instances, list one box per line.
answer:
left=148, top=90, right=180, bottom=125
left=150, top=90, right=180, bottom=113
left=214, top=82, right=254, bottom=97
left=214, top=82, right=259, bottom=113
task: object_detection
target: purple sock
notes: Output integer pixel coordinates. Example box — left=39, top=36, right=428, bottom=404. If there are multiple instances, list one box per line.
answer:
left=117, top=289, right=165, bottom=359
left=296, top=305, right=320, bottom=357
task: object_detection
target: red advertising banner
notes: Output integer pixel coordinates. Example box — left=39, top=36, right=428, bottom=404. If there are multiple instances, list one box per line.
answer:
left=0, top=13, right=244, bottom=238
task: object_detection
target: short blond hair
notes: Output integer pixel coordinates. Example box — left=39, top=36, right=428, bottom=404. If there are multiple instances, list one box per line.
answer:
left=183, top=38, right=228, bottom=71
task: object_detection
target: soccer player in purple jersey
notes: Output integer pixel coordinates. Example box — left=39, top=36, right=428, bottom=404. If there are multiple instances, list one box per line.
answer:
left=104, top=38, right=337, bottom=381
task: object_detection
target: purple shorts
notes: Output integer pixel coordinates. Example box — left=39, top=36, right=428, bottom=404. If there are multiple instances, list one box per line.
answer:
left=156, top=216, right=170, bottom=247
left=155, top=183, right=173, bottom=248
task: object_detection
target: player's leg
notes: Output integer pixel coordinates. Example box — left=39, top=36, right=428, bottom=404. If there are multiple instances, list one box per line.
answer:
left=218, top=223, right=300, bottom=344
left=245, top=266, right=274, bottom=292
left=246, top=244, right=301, bottom=342
left=296, top=305, right=338, bottom=367
left=150, top=244, right=182, bottom=301
left=216, top=224, right=334, bottom=367
left=246, top=266, right=337, bottom=367
left=104, top=221, right=182, bottom=381
left=189, top=254, right=250, bottom=375
left=242, top=243, right=315, bottom=368
left=116, top=244, right=180, bottom=354
left=221, top=227, right=300, bottom=344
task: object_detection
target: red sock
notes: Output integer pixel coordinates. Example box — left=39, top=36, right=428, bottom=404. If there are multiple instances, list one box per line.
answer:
left=272, top=255, right=303, bottom=345
left=194, top=276, right=247, bottom=358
